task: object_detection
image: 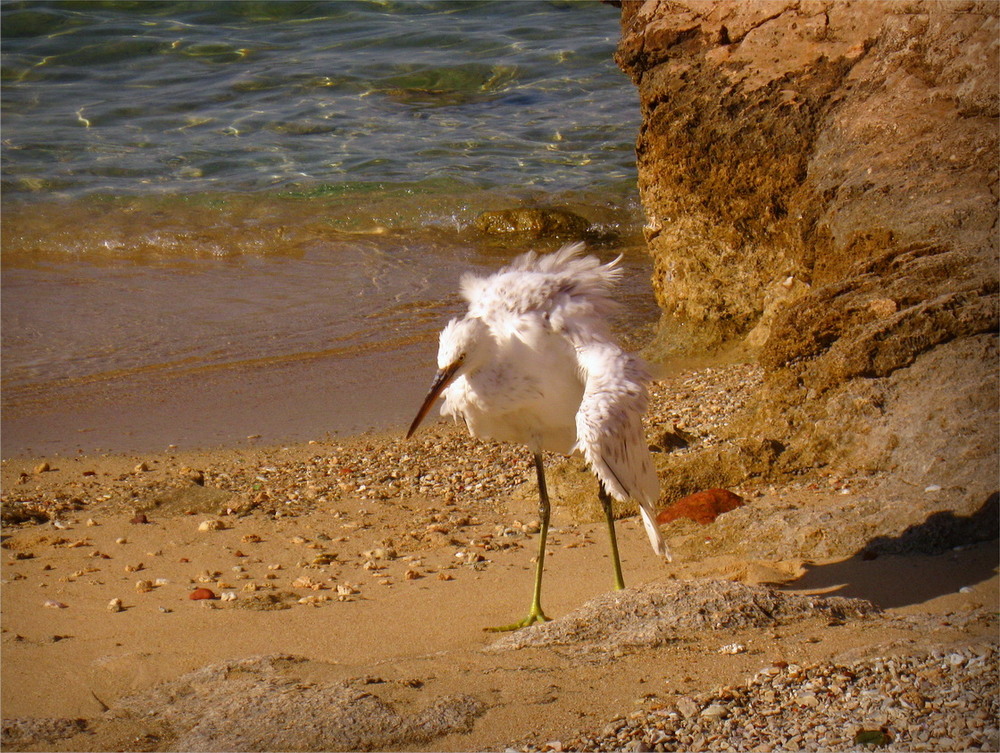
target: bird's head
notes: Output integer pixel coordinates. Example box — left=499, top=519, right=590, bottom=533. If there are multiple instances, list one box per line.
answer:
left=407, top=317, right=490, bottom=439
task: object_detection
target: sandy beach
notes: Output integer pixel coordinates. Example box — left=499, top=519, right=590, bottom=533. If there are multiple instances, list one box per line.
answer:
left=2, top=360, right=996, bottom=751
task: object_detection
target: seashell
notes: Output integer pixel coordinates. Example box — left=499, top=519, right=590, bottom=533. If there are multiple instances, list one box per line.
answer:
left=336, top=584, right=358, bottom=596
left=43, top=600, right=68, bottom=609
left=220, top=592, right=237, bottom=602
left=292, top=576, right=323, bottom=590
left=298, top=594, right=331, bottom=605
left=188, top=588, right=217, bottom=600
left=700, top=703, right=728, bottom=720
left=719, top=643, right=747, bottom=655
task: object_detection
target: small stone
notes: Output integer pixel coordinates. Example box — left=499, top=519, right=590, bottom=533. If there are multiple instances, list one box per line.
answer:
left=676, top=697, right=699, bottom=719
left=130, top=514, right=149, bottom=525
left=134, top=462, right=149, bottom=473
left=135, top=580, right=154, bottom=593
left=34, top=462, right=50, bottom=474
left=198, top=519, right=225, bottom=532
left=42, top=599, right=68, bottom=609
left=795, top=693, right=820, bottom=708
left=107, top=598, right=124, bottom=613
left=189, top=588, right=216, bottom=600
left=700, top=703, right=728, bottom=720
left=85, top=519, right=98, bottom=527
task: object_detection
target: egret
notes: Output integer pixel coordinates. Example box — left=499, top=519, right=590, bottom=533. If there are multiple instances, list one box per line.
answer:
left=407, top=242, right=670, bottom=631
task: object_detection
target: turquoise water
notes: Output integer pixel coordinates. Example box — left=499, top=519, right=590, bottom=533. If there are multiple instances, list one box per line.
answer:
left=3, top=0, right=640, bottom=198
left=1, top=1, right=657, bottom=457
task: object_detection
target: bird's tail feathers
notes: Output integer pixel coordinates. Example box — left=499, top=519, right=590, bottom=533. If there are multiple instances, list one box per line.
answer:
left=639, top=502, right=673, bottom=562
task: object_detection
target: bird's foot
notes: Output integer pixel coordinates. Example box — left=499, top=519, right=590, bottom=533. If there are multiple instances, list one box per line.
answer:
left=484, top=607, right=549, bottom=632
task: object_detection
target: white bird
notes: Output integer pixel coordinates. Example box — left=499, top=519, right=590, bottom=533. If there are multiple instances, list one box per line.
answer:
left=407, top=242, right=670, bottom=631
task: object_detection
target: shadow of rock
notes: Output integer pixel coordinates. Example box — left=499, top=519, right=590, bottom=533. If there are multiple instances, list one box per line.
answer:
left=785, top=493, right=999, bottom=610
left=863, top=492, right=999, bottom=556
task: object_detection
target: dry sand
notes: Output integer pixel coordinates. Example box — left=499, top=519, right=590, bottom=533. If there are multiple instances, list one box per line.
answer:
left=1, top=363, right=997, bottom=752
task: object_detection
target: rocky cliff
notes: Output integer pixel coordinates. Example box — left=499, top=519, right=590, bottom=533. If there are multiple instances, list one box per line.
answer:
left=616, top=1, right=998, bottom=522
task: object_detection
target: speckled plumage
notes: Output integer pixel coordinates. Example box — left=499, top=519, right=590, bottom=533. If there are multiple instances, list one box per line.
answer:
left=424, top=243, right=667, bottom=560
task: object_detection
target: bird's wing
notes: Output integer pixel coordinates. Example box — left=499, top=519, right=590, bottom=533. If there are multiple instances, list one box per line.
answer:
left=574, top=343, right=670, bottom=560
left=460, top=243, right=623, bottom=342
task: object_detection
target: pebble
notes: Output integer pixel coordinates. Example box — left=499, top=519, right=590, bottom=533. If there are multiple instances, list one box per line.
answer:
left=107, top=598, right=124, bottom=613
left=42, top=599, right=68, bottom=609
left=189, top=588, right=216, bottom=601
left=198, top=519, right=225, bottom=532
left=519, top=643, right=999, bottom=752
left=1, top=363, right=762, bottom=531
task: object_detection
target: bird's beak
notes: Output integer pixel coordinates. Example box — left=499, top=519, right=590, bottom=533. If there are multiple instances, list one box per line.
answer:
left=406, top=361, right=460, bottom=439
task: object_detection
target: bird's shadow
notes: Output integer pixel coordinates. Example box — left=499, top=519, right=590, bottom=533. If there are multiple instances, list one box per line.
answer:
left=781, top=492, right=999, bottom=610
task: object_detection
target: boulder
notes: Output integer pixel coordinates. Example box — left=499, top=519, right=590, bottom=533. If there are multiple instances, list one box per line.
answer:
left=615, top=1, right=998, bottom=505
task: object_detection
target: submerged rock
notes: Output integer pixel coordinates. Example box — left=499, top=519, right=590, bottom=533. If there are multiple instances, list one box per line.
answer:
left=474, top=207, right=590, bottom=237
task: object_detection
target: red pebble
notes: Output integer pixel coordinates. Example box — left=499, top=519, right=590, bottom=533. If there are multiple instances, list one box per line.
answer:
left=656, top=488, right=745, bottom=526
left=188, top=588, right=217, bottom=601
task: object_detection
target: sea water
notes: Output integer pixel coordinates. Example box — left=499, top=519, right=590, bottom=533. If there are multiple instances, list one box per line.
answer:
left=1, top=0, right=658, bottom=456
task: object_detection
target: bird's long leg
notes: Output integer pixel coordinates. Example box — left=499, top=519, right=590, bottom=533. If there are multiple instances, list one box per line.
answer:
left=487, top=452, right=550, bottom=632
left=599, top=482, right=626, bottom=591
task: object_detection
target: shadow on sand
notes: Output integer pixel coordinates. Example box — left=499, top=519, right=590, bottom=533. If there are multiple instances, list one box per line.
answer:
left=783, top=492, right=999, bottom=610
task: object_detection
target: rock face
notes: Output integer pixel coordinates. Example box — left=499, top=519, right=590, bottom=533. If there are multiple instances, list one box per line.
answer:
left=616, top=3, right=998, bottom=508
